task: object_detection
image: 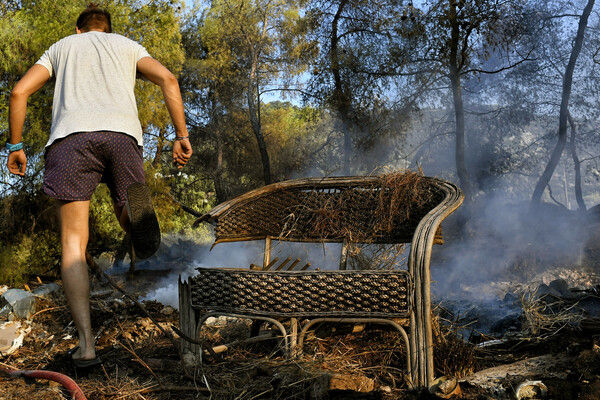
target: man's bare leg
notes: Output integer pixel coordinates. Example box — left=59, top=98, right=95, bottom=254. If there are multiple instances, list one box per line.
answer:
left=57, top=199, right=96, bottom=361
left=113, top=203, right=130, bottom=232
left=114, top=203, right=137, bottom=274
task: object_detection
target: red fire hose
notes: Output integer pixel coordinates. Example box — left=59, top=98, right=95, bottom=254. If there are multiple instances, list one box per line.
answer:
left=0, top=367, right=87, bottom=400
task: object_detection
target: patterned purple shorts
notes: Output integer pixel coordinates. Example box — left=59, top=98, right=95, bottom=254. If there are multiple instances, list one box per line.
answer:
left=43, top=131, right=144, bottom=207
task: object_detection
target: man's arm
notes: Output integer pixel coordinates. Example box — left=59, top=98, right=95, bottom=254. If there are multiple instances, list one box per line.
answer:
left=7, top=64, right=50, bottom=176
left=136, top=57, right=192, bottom=169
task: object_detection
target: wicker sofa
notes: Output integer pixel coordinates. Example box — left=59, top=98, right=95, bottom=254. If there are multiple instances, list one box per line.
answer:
left=179, top=174, right=463, bottom=388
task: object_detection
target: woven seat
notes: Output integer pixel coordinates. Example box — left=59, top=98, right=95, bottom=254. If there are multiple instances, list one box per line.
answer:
left=190, top=268, right=412, bottom=318
left=180, top=174, right=463, bottom=388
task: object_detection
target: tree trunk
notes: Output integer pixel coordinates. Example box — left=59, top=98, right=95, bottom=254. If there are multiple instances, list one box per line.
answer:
left=531, top=0, right=594, bottom=205
left=248, top=62, right=272, bottom=185
left=213, top=127, right=229, bottom=203
left=568, top=112, right=586, bottom=211
left=448, top=0, right=471, bottom=203
left=331, top=0, right=352, bottom=175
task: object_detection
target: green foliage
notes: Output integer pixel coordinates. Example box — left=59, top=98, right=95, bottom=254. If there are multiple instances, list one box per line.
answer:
left=181, top=0, right=316, bottom=190
left=304, top=0, right=414, bottom=174
left=28, top=229, right=61, bottom=271
left=182, top=98, right=334, bottom=199
left=0, top=186, right=60, bottom=285
left=262, top=102, right=330, bottom=180
left=0, top=238, right=38, bottom=286
left=145, top=162, right=211, bottom=235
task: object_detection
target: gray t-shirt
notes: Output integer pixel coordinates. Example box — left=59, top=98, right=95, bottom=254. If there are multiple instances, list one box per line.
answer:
left=36, top=31, right=151, bottom=147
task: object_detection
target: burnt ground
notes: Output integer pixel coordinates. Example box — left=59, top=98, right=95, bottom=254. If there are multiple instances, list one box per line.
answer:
left=1, top=271, right=600, bottom=400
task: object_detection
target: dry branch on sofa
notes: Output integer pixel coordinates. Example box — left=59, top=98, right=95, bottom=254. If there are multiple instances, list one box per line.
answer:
left=179, top=173, right=463, bottom=388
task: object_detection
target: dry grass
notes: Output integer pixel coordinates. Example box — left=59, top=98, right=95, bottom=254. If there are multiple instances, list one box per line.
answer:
left=432, top=316, right=478, bottom=378
left=280, top=171, right=437, bottom=244
left=519, top=288, right=586, bottom=338
left=196, top=319, right=415, bottom=394
left=374, top=171, right=430, bottom=234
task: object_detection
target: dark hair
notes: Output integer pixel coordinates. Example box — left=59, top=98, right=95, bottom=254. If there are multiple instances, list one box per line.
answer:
left=76, top=4, right=111, bottom=33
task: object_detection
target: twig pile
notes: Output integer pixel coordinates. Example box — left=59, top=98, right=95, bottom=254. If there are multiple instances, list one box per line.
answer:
left=519, top=288, right=586, bottom=338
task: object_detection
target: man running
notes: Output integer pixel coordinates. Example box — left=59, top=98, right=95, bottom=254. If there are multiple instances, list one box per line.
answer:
left=6, top=4, right=192, bottom=367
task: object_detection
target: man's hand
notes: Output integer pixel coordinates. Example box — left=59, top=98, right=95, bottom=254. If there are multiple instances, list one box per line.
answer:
left=173, top=138, right=192, bottom=169
left=7, top=149, right=27, bottom=176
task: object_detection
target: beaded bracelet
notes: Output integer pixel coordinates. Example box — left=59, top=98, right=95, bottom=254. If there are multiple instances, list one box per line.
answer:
left=174, top=136, right=189, bottom=140
left=6, top=142, right=23, bottom=152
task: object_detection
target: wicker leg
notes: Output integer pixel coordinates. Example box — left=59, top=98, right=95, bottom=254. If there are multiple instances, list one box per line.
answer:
left=289, top=317, right=298, bottom=356
left=179, top=277, right=201, bottom=357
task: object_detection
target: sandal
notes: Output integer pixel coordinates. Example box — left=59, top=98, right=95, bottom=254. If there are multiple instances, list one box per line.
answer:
left=66, top=346, right=102, bottom=368
left=73, top=357, right=102, bottom=368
